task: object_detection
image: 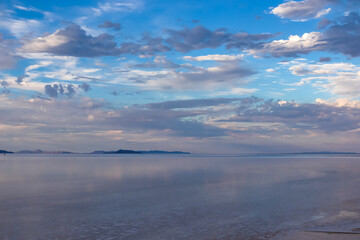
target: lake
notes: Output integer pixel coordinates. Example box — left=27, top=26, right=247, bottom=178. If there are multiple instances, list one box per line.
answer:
left=1, top=154, right=360, bottom=239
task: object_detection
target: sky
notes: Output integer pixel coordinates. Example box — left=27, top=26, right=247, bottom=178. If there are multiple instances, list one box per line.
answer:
left=1, top=0, right=360, bottom=153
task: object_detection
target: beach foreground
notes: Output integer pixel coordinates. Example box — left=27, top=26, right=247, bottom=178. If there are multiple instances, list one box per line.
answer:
left=1, top=154, right=360, bottom=239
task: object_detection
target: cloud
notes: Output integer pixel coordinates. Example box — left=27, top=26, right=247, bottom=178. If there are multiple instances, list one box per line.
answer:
left=183, top=54, right=243, bottom=61
left=98, top=20, right=121, bottom=31
left=317, top=18, right=332, bottom=29
left=21, top=25, right=169, bottom=57
left=250, top=12, right=360, bottom=58
left=22, top=24, right=119, bottom=57
left=44, top=84, right=59, bottom=98
left=107, top=108, right=226, bottom=138
left=176, top=61, right=255, bottom=88
left=248, top=32, right=326, bottom=57
left=145, top=97, right=261, bottom=110
left=2, top=95, right=360, bottom=152
left=79, top=82, right=91, bottom=92
left=0, top=95, right=227, bottom=140
left=129, top=56, right=181, bottom=69
left=15, top=74, right=28, bottom=85
left=165, top=26, right=229, bottom=52
left=270, top=0, right=336, bottom=21
left=319, top=57, right=331, bottom=62
left=92, top=0, right=144, bottom=15
left=44, top=83, right=80, bottom=98
left=286, top=60, right=360, bottom=97
left=165, top=25, right=275, bottom=52
left=316, top=98, right=360, bottom=108
left=323, top=12, right=360, bottom=57
left=221, top=99, right=360, bottom=133
left=0, top=19, right=43, bottom=38
left=0, top=34, right=19, bottom=70
left=21, top=24, right=275, bottom=57
left=1, top=81, right=9, bottom=88
left=126, top=59, right=256, bottom=90
left=4, top=53, right=102, bottom=95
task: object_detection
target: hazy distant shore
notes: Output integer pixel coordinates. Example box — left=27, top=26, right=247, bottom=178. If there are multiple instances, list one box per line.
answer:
left=0, top=149, right=190, bottom=155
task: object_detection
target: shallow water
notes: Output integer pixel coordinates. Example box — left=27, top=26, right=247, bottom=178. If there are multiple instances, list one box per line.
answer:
left=1, top=154, right=360, bottom=239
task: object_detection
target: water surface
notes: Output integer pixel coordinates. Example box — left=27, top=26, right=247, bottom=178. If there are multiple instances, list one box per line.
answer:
left=1, top=154, right=360, bottom=239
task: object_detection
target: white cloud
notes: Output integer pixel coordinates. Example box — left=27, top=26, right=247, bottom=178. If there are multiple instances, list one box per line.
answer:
left=183, top=54, right=243, bottom=62
left=287, top=61, right=360, bottom=97
left=0, top=19, right=43, bottom=38
left=248, top=32, right=326, bottom=57
left=2, top=53, right=101, bottom=95
left=316, top=98, right=360, bottom=108
left=92, top=0, right=144, bottom=15
left=270, top=0, right=334, bottom=21
left=22, top=31, right=69, bottom=52
left=211, top=88, right=258, bottom=96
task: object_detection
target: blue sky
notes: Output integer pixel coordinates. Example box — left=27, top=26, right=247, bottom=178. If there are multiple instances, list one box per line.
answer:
left=1, top=0, right=360, bottom=153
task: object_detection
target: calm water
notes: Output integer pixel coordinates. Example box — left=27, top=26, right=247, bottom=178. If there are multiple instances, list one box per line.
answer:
left=1, top=154, right=360, bottom=239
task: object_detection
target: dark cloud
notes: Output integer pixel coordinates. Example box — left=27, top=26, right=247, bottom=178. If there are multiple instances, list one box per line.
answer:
left=177, top=61, right=256, bottom=88
left=22, top=24, right=171, bottom=57
left=107, top=108, right=226, bottom=138
left=1, top=80, right=9, bottom=94
left=226, top=32, right=277, bottom=50
left=319, top=56, right=331, bottom=62
left=98, top=20, right=121, bottom=31
left=252, top=12, right=360, bottom=58
left=145, top=97, right=261, bottom=110
left=44, top=83, right=78, bottom=98
left=165, top=26, right=225, bottom=52
left=165, top=25, right=274, bottom=52
left=79, top=82, right=91, bottom=92
left=192, top=19, right=199, bottom=23
left=111, top=91, right=120, bottom=96
left=44, top=84, right=59, bottom=98
left=23, top=24, right=119, bottom=57
left=126, top=58, right=256, bottom=90
left=317, top=18, right=332, bottom=29
left=66, top=84, right=76, bottom=97
left=1, top=81, right=9, bottom=88
left=323, top=12, right=360, bottom=57
left=16, top=74, right=28, bottom=85
left=22, top=24, right=275, bottom=57
left=222, top=99, right=360, bottom=133
left=138, top=34, right=171, bottom=55
left=3, top=95, right=360, bottom=152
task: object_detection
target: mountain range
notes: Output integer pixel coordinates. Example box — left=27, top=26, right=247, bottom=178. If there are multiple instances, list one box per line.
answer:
left=0, top=149, right=190, bottom=154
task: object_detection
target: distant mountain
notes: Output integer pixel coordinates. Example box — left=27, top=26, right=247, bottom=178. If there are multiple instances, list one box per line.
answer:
left=0, top=150, right=13, bottom=154
left=139, top=150, right=190, bottom=154
left=16, top=149, right=74, bottom=154
left=90, top=149, right=190, bottom=154
left=91, top=149, right=141, bottom=154
left=12, top=148, right=190, bottom=154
